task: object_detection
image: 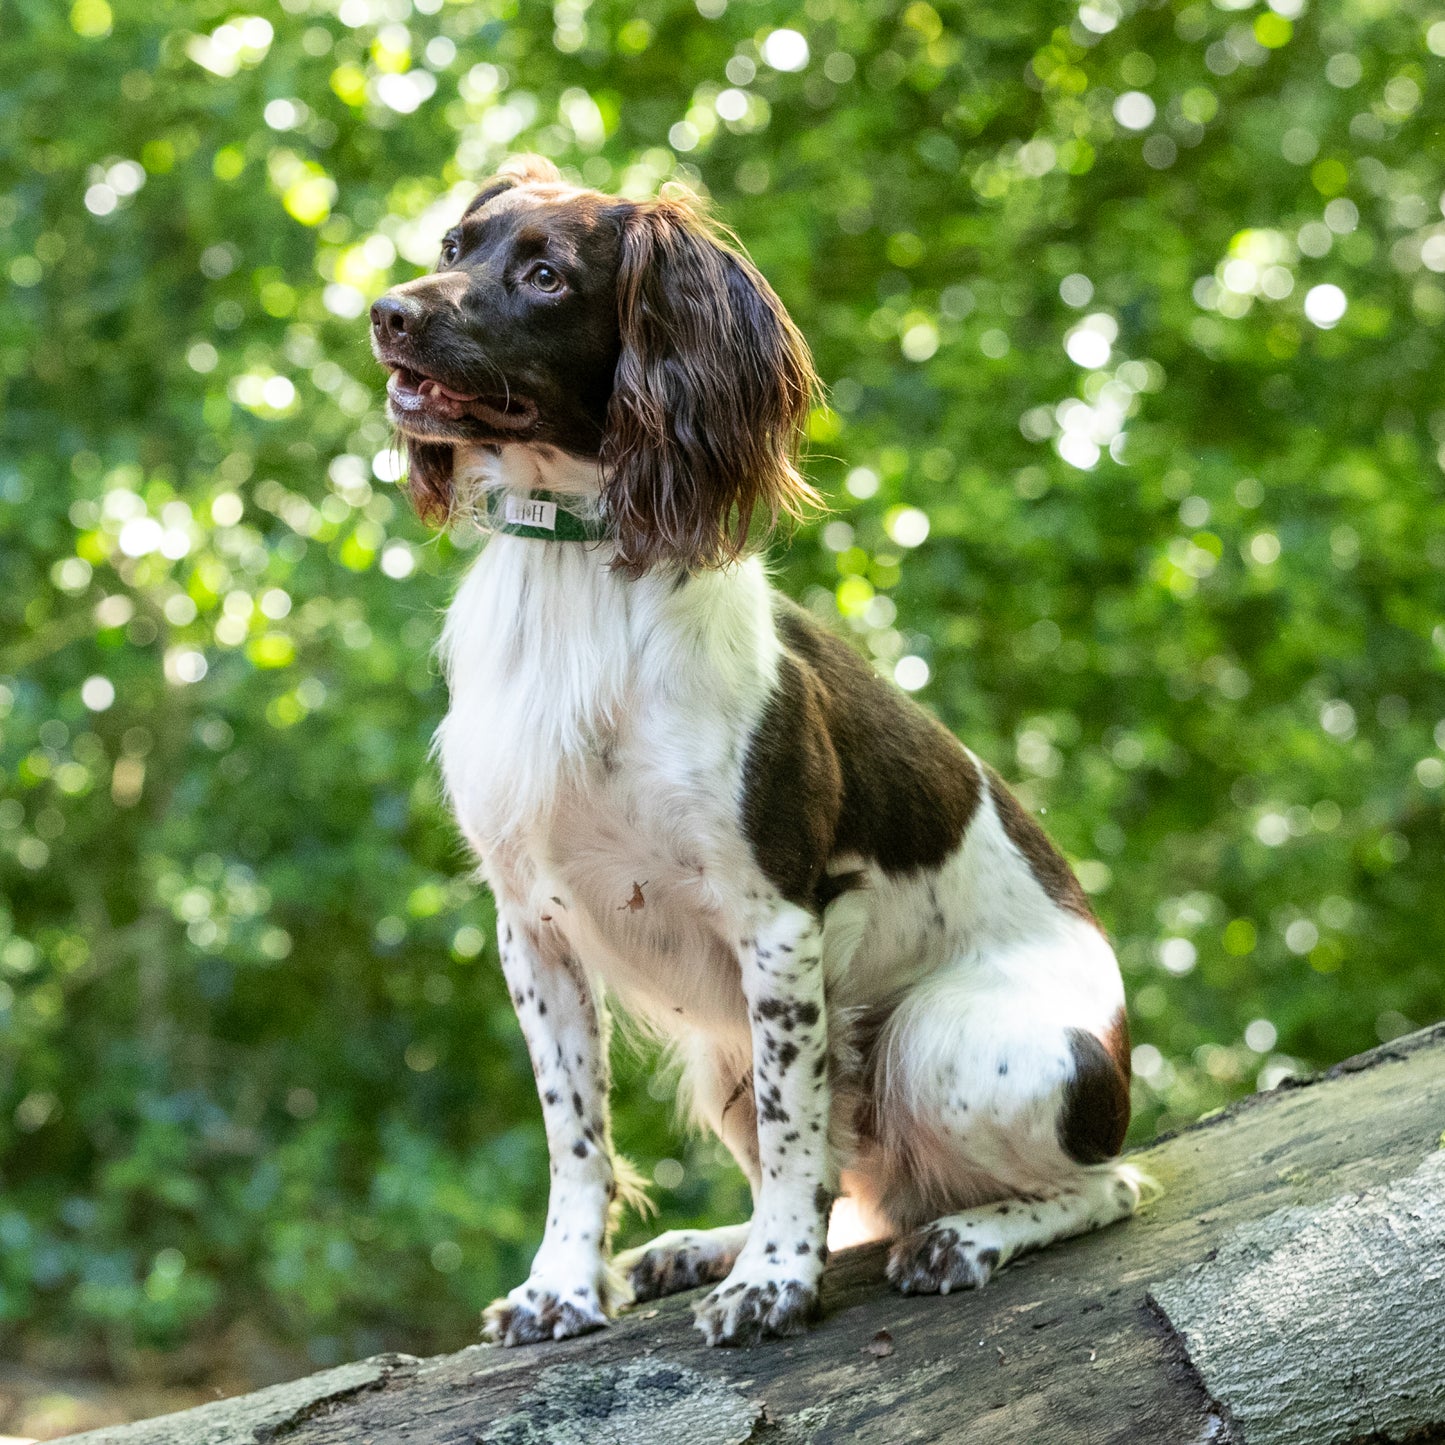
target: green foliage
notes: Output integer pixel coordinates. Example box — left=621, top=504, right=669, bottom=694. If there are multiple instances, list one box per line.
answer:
left=1, top=0, right=1442, bottom=1373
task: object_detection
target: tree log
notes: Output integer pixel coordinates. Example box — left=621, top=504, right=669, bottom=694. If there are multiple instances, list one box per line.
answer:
left=63, top=1023, right=1445, bottom=1445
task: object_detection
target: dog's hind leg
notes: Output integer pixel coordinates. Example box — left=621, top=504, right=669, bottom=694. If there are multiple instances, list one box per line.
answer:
left=856, top=951, right=1140, bottom=1296
left=615, top=1222, right=753, bottom=1302
left=888, top=1167, right=1142, bottom=1293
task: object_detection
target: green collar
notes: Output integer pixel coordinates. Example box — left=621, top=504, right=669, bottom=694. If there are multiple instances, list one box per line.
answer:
left=482, top=489, right=608, bottom=543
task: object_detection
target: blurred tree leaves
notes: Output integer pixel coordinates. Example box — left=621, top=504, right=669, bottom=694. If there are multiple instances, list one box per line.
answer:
left=1, top=0, right=1443, bottom=1373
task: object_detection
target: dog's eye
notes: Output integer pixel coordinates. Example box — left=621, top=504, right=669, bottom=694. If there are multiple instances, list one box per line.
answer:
left=527, top=262, right=563, bottom=294
left=439, top=238, right=459, bottom=266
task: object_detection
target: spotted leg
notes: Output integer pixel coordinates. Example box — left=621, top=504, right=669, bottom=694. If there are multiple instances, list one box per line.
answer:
left=615, top=1223, right=752, bottom=1302
left=887, top=1169, right=1142, bottom=1294
left=694, top=901, right=832, bottom=1346
left=482, top=908, right=630, bottom=1346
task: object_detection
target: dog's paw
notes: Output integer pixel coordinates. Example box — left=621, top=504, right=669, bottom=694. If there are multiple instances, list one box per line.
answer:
left=616, top=1226, right=746, bottom=1304
left=693, top=1266, right=820, bottom=1347
left=887, top=1223, right=1002, bottom=1296
left=482, top=1279, right=610, bottom=1347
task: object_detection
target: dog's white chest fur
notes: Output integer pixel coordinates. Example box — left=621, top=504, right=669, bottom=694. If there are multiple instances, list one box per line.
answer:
left=438, top=532, right=779, bottom=1031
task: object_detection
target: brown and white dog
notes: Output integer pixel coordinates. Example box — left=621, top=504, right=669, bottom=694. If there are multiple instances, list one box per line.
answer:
left=370, top=155, right=1138, bottom=1348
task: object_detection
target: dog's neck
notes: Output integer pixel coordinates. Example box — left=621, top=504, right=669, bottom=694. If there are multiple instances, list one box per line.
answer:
left=449, top=441, right=607, bottom=545
left=453, top=441, right=602, bottom=499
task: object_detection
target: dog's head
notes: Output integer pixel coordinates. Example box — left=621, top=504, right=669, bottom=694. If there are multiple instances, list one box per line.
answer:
left=370, top=155, right=818, bottom=573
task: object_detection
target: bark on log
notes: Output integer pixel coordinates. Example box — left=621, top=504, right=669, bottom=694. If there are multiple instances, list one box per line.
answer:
left=63, top=1023, right=1445, bottom=1445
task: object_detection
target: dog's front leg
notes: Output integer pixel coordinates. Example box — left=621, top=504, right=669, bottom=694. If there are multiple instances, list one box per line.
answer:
left=694, top=901, right=832, bottom=1346
left=482, top=909, right=625, bottom=1346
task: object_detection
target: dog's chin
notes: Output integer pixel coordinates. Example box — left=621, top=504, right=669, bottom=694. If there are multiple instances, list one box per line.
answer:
left=385, top=368, right=540, bottom=444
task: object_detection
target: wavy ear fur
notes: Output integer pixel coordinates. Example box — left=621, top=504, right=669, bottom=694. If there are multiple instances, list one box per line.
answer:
left=602, top=193, right=819, bottom=575
left=404, top=437, right=456, bottom=526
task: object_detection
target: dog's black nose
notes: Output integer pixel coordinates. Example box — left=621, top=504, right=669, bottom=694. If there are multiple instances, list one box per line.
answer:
left=371, top=294, right=419, bottom=343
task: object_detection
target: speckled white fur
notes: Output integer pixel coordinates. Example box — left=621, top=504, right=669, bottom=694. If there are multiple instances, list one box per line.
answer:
left=442, top=443, right=1138, bottom=1348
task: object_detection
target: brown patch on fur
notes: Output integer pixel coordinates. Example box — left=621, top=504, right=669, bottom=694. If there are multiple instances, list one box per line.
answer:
left=1058, top=1009, right=1131, bottom=1164
left=1103, top=1007, right=1131, bottom=1081
left=739, top=598, right=982, bottom=897
left=602, top=192, right=820, bottom=576
left=984, top=764, right=1100, bottom=927
left=739, top=651, right=843, bottom=906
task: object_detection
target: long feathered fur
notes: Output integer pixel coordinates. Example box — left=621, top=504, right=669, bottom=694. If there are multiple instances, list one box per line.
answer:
left=602, top=190, right=821, bottom=575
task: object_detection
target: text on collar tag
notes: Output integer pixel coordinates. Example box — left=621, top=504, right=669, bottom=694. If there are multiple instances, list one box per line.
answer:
left=504, top=496, right=558, bottom=531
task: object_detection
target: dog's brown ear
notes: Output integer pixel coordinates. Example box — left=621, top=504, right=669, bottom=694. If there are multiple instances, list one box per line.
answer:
left=602, top=192, right=819, bottom=575
left=403, top=438, right=454, bottom=526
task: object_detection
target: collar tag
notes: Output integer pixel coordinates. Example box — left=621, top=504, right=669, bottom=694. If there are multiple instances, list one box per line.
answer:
left=486, top=488, right=606, bottom=542
left=504, top=496, right=558, bottom=531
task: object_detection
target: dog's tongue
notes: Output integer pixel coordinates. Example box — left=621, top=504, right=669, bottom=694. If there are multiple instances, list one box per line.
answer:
left=418, top=376, right=481, bottom=403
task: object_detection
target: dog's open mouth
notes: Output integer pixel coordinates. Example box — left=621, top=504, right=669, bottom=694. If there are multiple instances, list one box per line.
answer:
left=386, top=367, right=538, bottom=432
